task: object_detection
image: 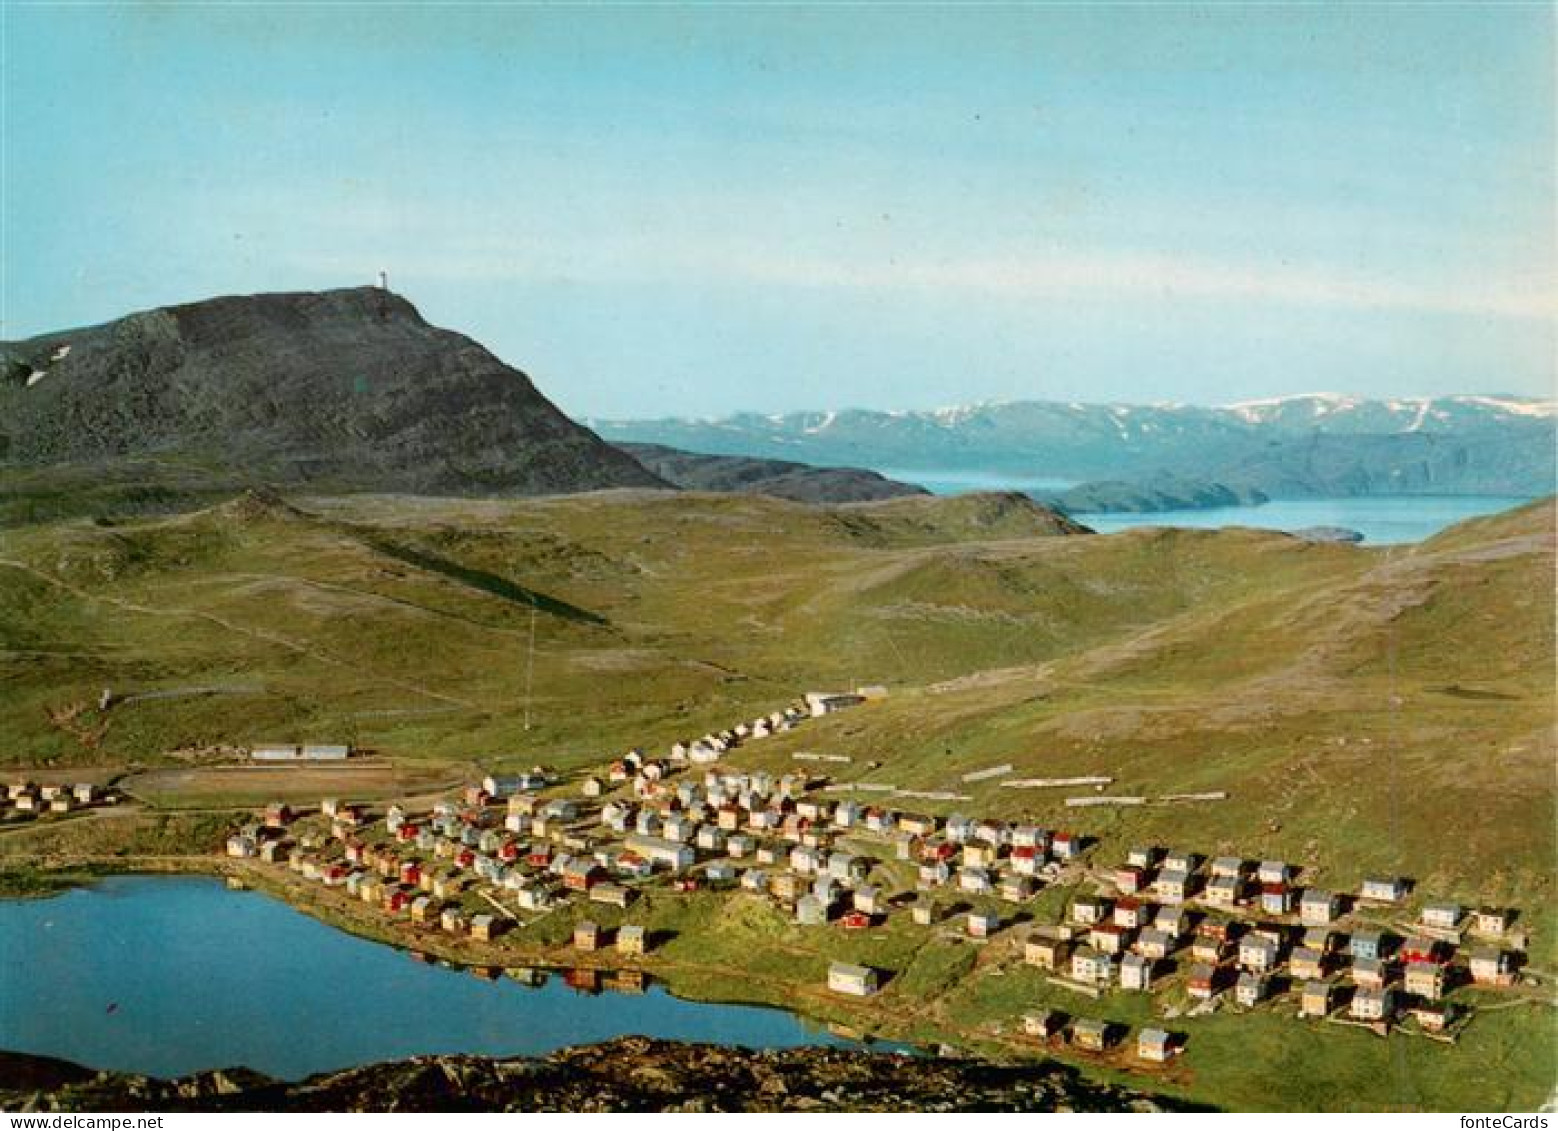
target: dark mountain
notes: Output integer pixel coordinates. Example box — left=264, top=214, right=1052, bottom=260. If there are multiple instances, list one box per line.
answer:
left=616, top=442, right=928, bottom=503
left=1048, top=473, right=1267, bottom=514
left=0, top=287, right=666, bottom=497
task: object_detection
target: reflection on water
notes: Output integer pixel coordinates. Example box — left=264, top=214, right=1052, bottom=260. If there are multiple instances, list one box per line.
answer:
left=0, top=876, right=872, bottom=1081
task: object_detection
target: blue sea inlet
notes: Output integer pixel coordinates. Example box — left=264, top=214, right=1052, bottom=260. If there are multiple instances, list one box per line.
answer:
left=0, top=875, right=867, bottom=1081
left=883, top=468, right=1538, bottom=545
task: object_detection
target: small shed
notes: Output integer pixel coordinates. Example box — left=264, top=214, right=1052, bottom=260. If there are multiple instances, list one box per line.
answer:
left=827, top=961, right=879, bottom=997
left=1072, top=1017, right=1110, bottom=1052
left=1137, top=1027, right=1176, bottom=1063
left=617, top=925, right=647, bottom=956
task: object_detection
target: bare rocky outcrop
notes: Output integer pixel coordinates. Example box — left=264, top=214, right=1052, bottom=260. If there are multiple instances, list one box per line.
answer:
left=0, top=1037, right=1193, bottom=1112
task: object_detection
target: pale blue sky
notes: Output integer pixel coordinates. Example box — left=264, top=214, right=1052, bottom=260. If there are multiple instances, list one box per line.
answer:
left=4, top=3, right=1553, bottom=417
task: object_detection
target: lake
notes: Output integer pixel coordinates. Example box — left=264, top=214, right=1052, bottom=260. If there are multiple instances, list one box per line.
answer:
left=0, top=876, right=866, bottom=1081
left=882, top=469, right=1537, bottom=544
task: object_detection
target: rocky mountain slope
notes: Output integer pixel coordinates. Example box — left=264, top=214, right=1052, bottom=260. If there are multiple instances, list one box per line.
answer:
left=593, top=394, right=1556, bottom=501
left=0, top=1038, right=1184, bottom=1112
left=0, top=288, right=666, bottom=497
left=616, top=442, right=927, bottom=503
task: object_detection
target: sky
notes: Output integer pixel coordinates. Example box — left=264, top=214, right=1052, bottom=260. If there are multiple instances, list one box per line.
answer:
left=3, top=3, right=1554, bottom=418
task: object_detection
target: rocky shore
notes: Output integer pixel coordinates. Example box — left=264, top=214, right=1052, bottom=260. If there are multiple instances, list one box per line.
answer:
left=0, top=1036, right=1193, bottom=1112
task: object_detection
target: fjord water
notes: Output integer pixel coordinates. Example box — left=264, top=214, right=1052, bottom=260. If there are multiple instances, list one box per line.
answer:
left=888, top=470, right=1535, bottom=544
left=0, top=876, right=856, bottom=1080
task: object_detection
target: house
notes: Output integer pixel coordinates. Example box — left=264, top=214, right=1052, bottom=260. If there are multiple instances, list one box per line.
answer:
left=1154, top=869, right=1192, bottom=903
left=1302, top=926, right=1337, bottom=954
left=263, top=802, right=294, bottom=829
left=1138, top=1028, right=1176, bottom=1063
left=770, top=872, right=803, bottom=902
left=617, top=925, right=647, bottom=956
left=1350, top=986, right=1396, bottom=1023
left=962, top=843, right=997, bottom=869
left=623, top=834, right=695, bottom=872
left=440, top=906, right=467, bottom=934
left=1360, top=876, right=1407, bottom=903
left=1071, top=895, right=1110, bottom=925
left=1089, top=922, right=1129, bottom=955
left=573, top=920, right=602, bottom=951
left=1126, top=845, right=1159, bottom=869
left=1209, top=856, right=1246, bottom=880
left=1154, top=906, right=1189, bottom=939
left=1420, top=901, right=1461, bottom=931
left=1012, top=826, right=1050, bottom=851
left=1120, top=952, right=1155, bottom=991
left=1187, top=964, right=1219, bottom=1001
left=1111, top=897, right=1145, bottom=930
left=899, top=813, right=937, bottom=837
left=1469, top=947, right=1515, bottom=986
left=1070, top=947, right=1113, bottom=986
left=913, top=897, right=940, bottom=927
left=591, top=882, right=632, bottom=909
left=410, top=895, right=438, bottom=923
left=1191, top=935, right=1226, bottom=965
left=1409, top=1003, right=1453, bottom=1034
left=1163, top=849, right=1197, bottom=874
left=1259, top=884, right=1295, bottom=916
left=1351, top=957, right=1387, bottom=989
left=1136, top=928, right=1174, bottom=961
left=1072, top=1018, right=1110, bottom=1052
left=827, top=961, right=878, bottom=996
left=740, top=869, right=769, bottom=893
left=72, top=783, right=95, bottom=805
left=998, top=874, right=1035, bottom=903
left=1051, top=832, right=1082, bottom=859
left=560, top=859, right=605, bottom=893
left=957, top=867, right=992, bottom=895
left=853, top=885, right=886, bottom=916
left=1404, top=961, right=1445, bottom=1000
left=1350, top=930, right=1387, bottom=962
left=1257, top=860, right=1291, bottom=885
left=470, top=914, right=502, bottom=942
left=1299, top=980, right=1335, bottom=1019
left=967, top=910, right=1000, bottom=939
left=826, top=852, right=868, bottom=884
left=1023, top=1010, right=1064, bottom=1039
left=1300, top=889, right=1340, bottom=926
left=1026, top=936, right=1069, bottom=970
left=944, top=814, right=975, bottom=843
left=1204, top=875, right=1241, bottom=908
left=1114, top=865, right=1145, bottom=894
left=1290, top=947, right=1327, bottom=981
left=1238, top=935, right=1278, bottom=973
left=1473, top=907, right=1513, bottom=937
left=805, top=691, right=864, bottom=717
left=1401, top=936, right=1442, bottom=965
left=517, top=885, right=553, bottom=912
left=796, top=894, right=828, bottom=926
left=1235, top=971, right=1269, bottom=1007
left=226, top=834, right=258, bottom=859
left=695, top=826, right=726, bottom=853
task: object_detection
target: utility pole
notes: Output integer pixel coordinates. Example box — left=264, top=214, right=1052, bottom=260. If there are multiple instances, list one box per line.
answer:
left=524, top=599, right=537, bottom=731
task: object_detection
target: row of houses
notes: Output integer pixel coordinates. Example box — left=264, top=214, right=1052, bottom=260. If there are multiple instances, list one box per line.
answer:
left=3, top=780, right=107, bottom=817
left=1021, top=1011, right=1183, bottom=1063
left=1103, top=847, right=1513, bottom=942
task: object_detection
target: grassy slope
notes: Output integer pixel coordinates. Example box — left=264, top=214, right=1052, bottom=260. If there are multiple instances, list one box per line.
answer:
left=0, top=490, right=1553, bottom=1109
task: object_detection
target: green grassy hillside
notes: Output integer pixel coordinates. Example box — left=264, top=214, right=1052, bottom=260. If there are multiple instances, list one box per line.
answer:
left=1, top=492, right=1552, bottom=925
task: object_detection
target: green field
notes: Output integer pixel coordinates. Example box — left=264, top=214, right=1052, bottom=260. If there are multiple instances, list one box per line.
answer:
left=1, top=487, right=1553, bottom=1109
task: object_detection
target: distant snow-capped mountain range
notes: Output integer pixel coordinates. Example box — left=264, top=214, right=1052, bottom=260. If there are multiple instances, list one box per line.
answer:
left=591, top=393, right=1556, bottom=502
